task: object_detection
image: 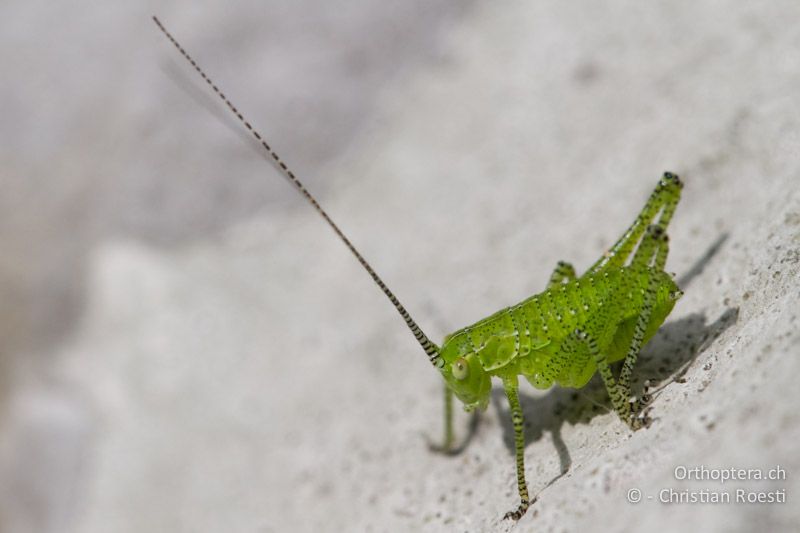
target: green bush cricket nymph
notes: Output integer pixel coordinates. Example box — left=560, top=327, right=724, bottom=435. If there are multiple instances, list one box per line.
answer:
left=154, top=16, right=684, bottom=520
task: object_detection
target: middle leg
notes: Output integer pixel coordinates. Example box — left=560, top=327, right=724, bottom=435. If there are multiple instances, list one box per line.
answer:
left=566, top=326, right=650, bottom=428
left=616, top=272, right=660, bottom=428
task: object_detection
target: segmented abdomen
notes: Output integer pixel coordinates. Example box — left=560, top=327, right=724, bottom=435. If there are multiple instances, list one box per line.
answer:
left=457, top=267, right=676, bottom=388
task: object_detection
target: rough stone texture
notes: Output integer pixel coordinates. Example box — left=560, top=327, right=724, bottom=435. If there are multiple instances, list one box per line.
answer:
left=2, top=2, right=799, bottom=532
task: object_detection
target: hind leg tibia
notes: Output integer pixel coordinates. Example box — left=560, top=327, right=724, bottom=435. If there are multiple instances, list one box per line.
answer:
left=589, top=172, right=682, bottom=273
left=630, top=224, right=670, bottom=270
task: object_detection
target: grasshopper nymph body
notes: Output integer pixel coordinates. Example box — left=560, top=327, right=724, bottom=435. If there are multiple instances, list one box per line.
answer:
left=154, top=16, right=684, bottom=520
left=436, top=177, right=682, bottom=518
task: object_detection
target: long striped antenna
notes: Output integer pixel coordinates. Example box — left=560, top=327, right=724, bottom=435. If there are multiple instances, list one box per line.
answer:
left=153, top=16, right=442, bottom=367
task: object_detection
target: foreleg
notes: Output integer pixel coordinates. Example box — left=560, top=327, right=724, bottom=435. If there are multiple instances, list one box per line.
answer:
left=502, top=377, right=533, bottom=520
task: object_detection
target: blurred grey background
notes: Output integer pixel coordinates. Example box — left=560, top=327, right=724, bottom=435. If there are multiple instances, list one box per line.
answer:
left=2, top=1, right=800, bottom=532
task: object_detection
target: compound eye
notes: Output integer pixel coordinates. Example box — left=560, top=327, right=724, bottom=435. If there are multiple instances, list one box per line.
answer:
left=452, top=357, right=469, bottom=380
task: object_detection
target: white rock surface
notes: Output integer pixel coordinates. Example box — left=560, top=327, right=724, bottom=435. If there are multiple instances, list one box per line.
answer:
left=2, top=2, right=799, bottom=532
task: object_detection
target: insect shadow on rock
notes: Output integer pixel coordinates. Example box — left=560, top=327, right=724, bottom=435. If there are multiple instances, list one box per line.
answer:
left=154, top=16, right=697, bottom=521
